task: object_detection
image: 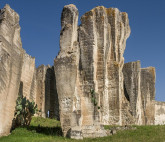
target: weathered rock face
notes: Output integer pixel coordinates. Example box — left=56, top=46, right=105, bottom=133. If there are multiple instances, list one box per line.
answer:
left=21, top=52, right=36, bottom=101
left=0, top=5, right=59, bottom=136
left=54, top=4, right=161, bottom=139
left=155, top=101, right=165, bottom=125
left=45, top=66, right=59, bottom=119
left=36, top=65, right=48, bottom=117
left=0, top=3, right=164, bottom=140
left=54, top=4, right=131, bottom=138
left=36, top=65, right=59, bottom=119
left=123, top=61, right=156, bottom=125
left=0, top=5, right=24, bottom=136
left=141, top=67, right=156, bottom=125
left=54, top=4, right=80, bottom=138
left=79, top=6, right=130, bottom=127
left=123, top=61, right=141, bottom=125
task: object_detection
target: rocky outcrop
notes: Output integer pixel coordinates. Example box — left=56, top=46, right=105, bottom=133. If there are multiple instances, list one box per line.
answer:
left=45, top=66, right=59, bottom=119
left=54, top=4, right=131, bottom=138
left=54, top=4, right=160, bottom=139
left=21, top=53, right=36, bottom=101
left=79, top=6, right=130, bottom=127
left=123, top=61, right=141, bottom=125
left=0, top=3, right=164, bottom=140
left=123, top=61, right=156, bottom=125
left=36, top=65, right=59, bottom=119
left=141, top=67, right=156, bottom=125
left=0, top=4, right=24, bottom=136
left=155, top=101, right=165, bottom=125
left=0, top=5, right=59, bottom=136
left=54, top=4, right=81, bottom=138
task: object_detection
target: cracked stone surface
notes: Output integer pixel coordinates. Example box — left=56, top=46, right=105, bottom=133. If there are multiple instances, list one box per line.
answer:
left=55, top=4, right=131, bottom=138
left=0, top=5, right=59, bottom=136
left=0, top=4, right=164, bottom=139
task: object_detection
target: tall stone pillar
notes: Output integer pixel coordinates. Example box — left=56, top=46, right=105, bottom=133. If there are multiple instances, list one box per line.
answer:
left=123, top=61, right=142, bottom=125
left=54, top=4, right=80, bottom=137
left=54, top=4, right=131, bottom=139
left=141, top=67, right=156, bottom=125
left=79, top=6, right=130, bottom=126
left=0, top=5, right=24, bottom=136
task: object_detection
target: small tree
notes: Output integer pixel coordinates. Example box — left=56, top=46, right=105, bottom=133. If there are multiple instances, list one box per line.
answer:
left=14, top=96, right=38, bottom=127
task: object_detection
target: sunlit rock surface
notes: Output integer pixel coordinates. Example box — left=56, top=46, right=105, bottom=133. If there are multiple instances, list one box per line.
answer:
left=55, top=4, right=130, bottom=138
left=0, top=5, right=59, bottom=136
left=0, top=4, right=164, bottom=139
left=123, top=61, right=156, bottom=125
left=0, top=5, right=24, bottom=136
left=155, top=101, right=165, bottom=125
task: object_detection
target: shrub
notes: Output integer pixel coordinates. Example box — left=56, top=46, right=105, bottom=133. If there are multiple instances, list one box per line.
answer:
left=14, top=96, right=38, bottom=127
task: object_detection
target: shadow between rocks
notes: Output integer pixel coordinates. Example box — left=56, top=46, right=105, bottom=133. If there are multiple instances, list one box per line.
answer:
left=27, top=125, right=62, bottom=136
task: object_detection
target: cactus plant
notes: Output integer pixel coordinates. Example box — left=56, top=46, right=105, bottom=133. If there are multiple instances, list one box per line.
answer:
left=14, top=96, right=38, bottom=127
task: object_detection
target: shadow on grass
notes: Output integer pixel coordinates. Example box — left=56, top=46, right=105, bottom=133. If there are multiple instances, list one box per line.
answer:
left=26, top=125, right=63, bottom=136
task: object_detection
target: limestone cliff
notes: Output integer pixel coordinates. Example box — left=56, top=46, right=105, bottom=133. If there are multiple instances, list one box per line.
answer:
left=79, top=6, right=130, bottom=127
left=21, top=52, right=36, bottom=101
left=0, top=4, right=24, bottom=136
left=0, top=5, right=59, bottom=136
left=123, top=61, right=156, bottom=125
left=141, top=67, right=155, bottom=125
left=155, top=101, right=165, bottom=125
left=0, top=3, right=164, bottom=140
left=54, top=4, right=131, bottom=138
left=123, top=61, right=141, bottom=125
left=36, top=65, right=59, bottom=119
left=54, top=4, right=160, bottom=139
left=54, top=4, right=81, bottom=138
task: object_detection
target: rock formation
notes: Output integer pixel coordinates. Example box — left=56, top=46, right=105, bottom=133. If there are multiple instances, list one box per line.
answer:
left=155, top=101, right=165, bottom=125
left=123, top=61, right=156, bottom=125
left=78, top=6, right=131, bottom=127
left=0, top=4, right=24, bottom=136
left=21, top=53, right=36, bottom=101
left=54, top=4, right=130, bottom=139
left=54, top=4, right=159, bottom=139
left=0, top=3, right=165, bottom=140
left=36, top=65, right=59, bottom=119
left=0, top=5, right=59, bottom=136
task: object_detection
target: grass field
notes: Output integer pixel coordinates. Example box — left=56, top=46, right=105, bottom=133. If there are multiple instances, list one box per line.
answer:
left=0, top=117, right=165, bottom=142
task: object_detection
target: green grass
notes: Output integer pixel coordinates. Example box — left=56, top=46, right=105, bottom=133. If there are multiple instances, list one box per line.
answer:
left=30, top=117, right=60, bottom=127
left=1, top=117, right=165, bottom=142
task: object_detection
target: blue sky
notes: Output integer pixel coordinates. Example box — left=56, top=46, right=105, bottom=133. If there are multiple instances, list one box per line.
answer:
left=0, top=0, right=165, bottom=101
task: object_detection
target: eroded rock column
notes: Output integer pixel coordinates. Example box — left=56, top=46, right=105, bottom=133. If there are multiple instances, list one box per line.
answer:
left=54, top=4, right=80, bottom=137
left=79, top=6, right=130, bottom=126
left=0, top=5, right=24, bottom=136
left=155, top=101, right=165, bottom=125
left=20, top=53, right=36, bottom=101
left=123, top=61, right=143, bottom=125
left=55, top=4, right=131, bottom=139
left=141, top=67, right=156, bottom=125
left=123, top=61, right=156, bottom=125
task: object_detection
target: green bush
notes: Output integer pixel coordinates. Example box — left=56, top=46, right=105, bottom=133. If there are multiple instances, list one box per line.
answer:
left=14, top=96, right=38, bottom=127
